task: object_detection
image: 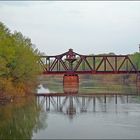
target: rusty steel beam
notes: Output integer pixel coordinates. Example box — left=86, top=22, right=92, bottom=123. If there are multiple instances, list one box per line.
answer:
left=39, top=49, right=139, bottom=75
left=43, top=70, right=140, bottom=75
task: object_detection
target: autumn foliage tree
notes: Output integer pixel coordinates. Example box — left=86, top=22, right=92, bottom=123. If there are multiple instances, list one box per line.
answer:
left=0, top=22, right=41, bottom=96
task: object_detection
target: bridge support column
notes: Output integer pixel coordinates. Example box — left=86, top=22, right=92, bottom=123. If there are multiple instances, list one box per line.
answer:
left=63, top=74, right=79, bottom=93
left=136, top=73, right=140, bottom=95
left=136, top=73, right=140, bottom=86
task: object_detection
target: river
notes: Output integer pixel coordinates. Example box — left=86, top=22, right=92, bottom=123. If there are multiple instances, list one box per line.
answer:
left=0, top=76, right=140, bottom=139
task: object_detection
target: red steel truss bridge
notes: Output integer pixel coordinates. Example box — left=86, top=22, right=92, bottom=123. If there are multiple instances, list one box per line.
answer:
left=39, top=49, right=140, bottom=75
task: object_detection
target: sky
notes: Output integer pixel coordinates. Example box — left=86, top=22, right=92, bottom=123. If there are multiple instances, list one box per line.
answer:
left=0, top=1, right=140, bottom=55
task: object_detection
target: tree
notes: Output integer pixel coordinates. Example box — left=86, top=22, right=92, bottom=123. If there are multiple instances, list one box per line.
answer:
left=0, top=22, right=41, bottom=96
left=131, top=52, right=140, bottom=70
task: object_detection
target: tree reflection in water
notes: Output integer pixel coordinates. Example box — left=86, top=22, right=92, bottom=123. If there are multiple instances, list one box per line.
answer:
left=0, top=96, right=47, bottom=139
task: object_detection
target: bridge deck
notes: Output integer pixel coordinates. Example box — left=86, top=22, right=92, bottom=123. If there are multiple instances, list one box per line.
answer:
left=43, top=71, right=140, bottom=75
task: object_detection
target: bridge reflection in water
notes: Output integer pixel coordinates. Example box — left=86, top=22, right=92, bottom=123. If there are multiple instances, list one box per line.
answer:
left=37, top=94, right=132, bottom=119
left=36, top=81, right=139, bottom=120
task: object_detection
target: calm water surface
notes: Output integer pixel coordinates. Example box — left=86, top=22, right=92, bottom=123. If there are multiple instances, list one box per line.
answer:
left=1, top=77, right=140, bottom=139
left=32, top=95, right=140, bottom=139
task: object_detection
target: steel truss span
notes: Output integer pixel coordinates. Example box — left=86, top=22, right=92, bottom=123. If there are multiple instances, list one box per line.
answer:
left=39, top=49, right=139, bottom=75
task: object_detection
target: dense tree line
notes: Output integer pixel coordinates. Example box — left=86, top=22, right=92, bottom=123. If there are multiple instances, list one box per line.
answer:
left=0, top=22, right=41, bottom=97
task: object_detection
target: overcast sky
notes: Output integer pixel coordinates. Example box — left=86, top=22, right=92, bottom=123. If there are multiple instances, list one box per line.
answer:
left=0, top=1, right=140, bottom=55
